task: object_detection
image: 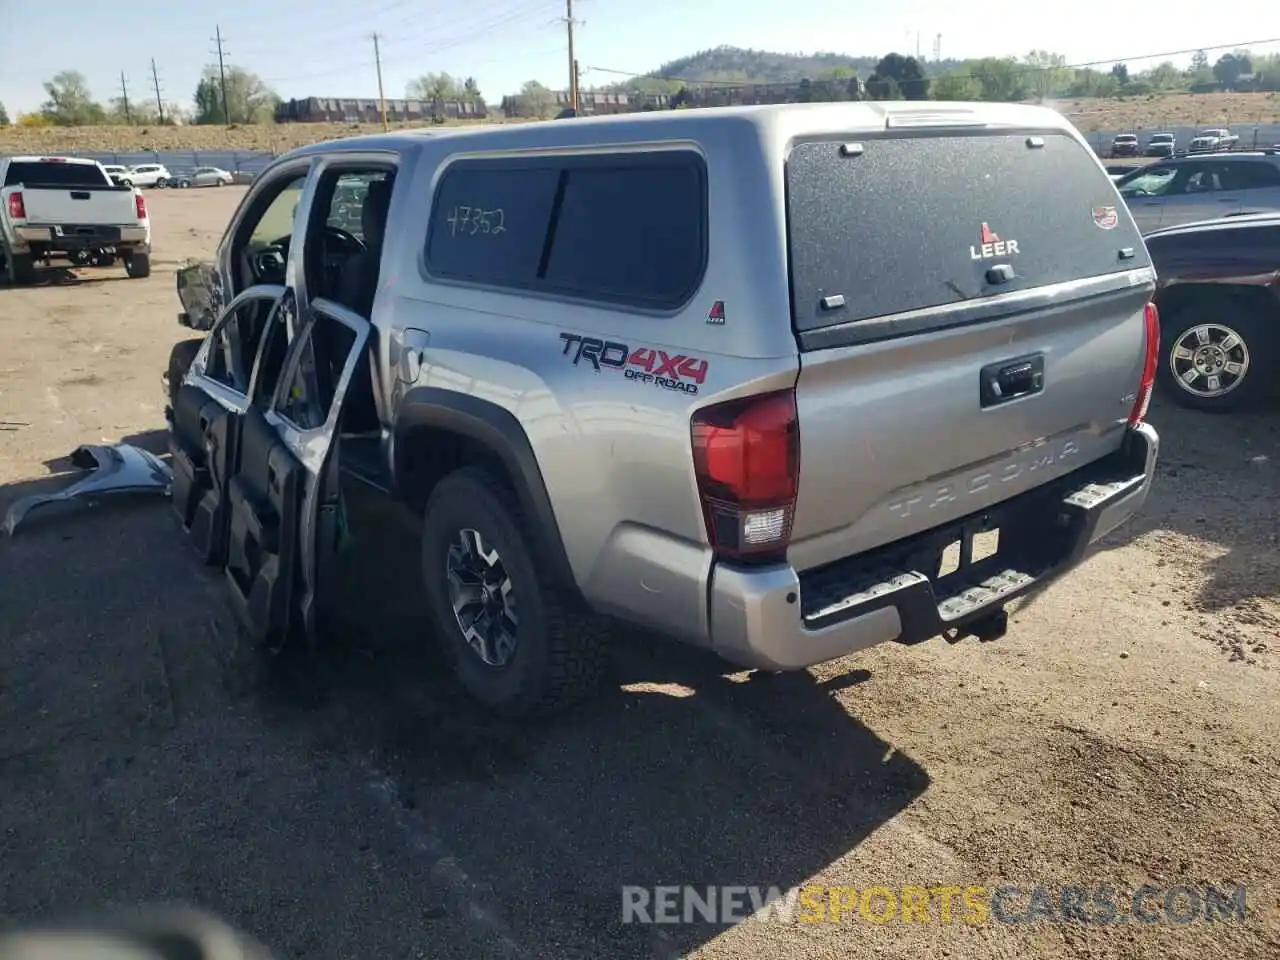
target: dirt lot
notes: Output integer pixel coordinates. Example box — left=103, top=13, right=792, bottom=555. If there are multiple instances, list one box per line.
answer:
left=1, top=187, right=1279, bottom=960
left=3, top=90, right=1280, bottom=155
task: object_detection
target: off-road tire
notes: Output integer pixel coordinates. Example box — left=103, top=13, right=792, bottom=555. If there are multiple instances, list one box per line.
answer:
left=3, top=249, right=36, bottom=285
left=1156, top=298, right=1277, bottom=413
left=124, top=251, right=151, bottom=279
left=420, top=466, right=607, bottom=716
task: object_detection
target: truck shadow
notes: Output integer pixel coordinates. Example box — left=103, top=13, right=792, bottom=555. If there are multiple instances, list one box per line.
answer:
left=0, top=459, right=929, bottom=960
left=244, top=483, right=930, bottom=958
left=5, top=267, right=136, bottom=288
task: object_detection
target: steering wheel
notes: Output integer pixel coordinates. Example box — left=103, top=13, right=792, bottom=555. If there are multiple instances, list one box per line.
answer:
left=323, top=226, right=365, bottom=255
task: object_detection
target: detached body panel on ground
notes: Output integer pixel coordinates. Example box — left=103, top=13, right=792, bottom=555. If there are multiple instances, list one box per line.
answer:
left=166, top=101, right=1161, bottom=714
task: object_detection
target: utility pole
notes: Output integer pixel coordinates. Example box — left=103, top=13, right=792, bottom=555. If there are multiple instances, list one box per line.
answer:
left=119, top=71, right=133, bottom=125
left=150, top=59, right=165, bottom=124
left=573, top=59, right=581, bottom=112
left=564, top=0, right=579, bottom=112
left=212, top=25, right=231, bottom=125
left=372, top=33, right=389, bottom=131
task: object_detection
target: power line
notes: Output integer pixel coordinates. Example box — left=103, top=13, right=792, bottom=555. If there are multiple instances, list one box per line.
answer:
left=589, top=35, right=1280, bottom=90
left=118, top=71, right=132, bottom=125
left=211, top=25, right=231, bottom=125
left=150, top=59, right=165, bottom=124
left=562, top=0, right=581, bottom=112
left=372, top=33, right=389, bottom=131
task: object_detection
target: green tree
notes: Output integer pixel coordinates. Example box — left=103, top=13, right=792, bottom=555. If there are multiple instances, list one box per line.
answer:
left=1213, top=52, right=1252, bottom=88
left=1141, top=61, right=1185, bottom=91
left=518, top=79, right=556, bottom=119
left=1190, top=49, right=1210, bottom=73
left=193, top=65, right=277, bottom=124
left=968, top=57, right=1029, bottom=102
left=932, top=70, right=982, bottom=101
left=40, top=71, right=107, bottom=125
left=0, top=102, right=9, bottom=125
left=1024, top=50, right=1068, bottom=99
left=408, top=72, right=466, bottom=102
left=866, top=53, right=928, bottom=99
left=1110, top=63, right=1130, bottom=87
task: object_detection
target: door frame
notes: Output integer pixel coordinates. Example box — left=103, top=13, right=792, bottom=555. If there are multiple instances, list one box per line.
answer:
left=259, top=298, right=373, bottom=642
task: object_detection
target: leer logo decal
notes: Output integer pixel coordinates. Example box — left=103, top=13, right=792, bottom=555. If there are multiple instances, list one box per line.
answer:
left=559, top=333, right=708, bottom=396
left=1092, top=206, right=1119, bottom=230
left=970, top=222, right=1021, bottom=261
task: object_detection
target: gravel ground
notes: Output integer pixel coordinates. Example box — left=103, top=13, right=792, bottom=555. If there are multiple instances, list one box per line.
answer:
left=1, top=187, right=1278, bottom=960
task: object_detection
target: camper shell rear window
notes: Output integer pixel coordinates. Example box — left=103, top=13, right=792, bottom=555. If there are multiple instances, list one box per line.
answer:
left=785, top=132, right=1148, bottom=342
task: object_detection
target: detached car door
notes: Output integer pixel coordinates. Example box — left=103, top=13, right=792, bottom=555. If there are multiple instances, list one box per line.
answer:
left=222, top=298, right=370, bottom=651
left=169, top=285, right=289, bottom=567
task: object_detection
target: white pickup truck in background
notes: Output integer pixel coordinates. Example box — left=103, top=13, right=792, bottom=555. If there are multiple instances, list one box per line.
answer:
left=0, top=156, right=151, bottom=285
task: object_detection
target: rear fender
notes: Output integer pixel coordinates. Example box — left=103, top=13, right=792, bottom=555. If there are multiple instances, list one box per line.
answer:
left=392, top=387, right=583, bottom=603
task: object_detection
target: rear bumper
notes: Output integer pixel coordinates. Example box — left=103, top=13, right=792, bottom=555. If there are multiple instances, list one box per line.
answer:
left=707, top=422, right=1159, bottom=671
left=13, top=223, right=148, bottom=253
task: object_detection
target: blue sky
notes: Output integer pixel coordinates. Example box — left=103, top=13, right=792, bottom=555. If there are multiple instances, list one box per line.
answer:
left=1, top=0, right=1276, bottom=116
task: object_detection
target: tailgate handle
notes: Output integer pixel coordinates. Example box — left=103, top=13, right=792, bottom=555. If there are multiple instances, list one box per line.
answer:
left=70, top=191, right=90, bottom=200
left=981, top=354, right=1045, bottom=408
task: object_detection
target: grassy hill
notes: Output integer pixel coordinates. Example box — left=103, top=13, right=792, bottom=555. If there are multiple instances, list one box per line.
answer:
left=609, top=45, right=966, bottom=91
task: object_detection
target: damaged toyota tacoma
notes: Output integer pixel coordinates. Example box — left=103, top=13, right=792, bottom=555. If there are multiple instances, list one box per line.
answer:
left=164, top=101, right=1161, bottom=715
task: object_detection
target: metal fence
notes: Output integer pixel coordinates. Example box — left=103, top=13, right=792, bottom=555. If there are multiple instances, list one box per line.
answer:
left=1082, top=124, right=1280, bottom=155
left=67, top=150, right=278, bottom=176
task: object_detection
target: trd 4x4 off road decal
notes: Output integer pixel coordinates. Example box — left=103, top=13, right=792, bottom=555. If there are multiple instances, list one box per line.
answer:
left=558, top=333, right=708, bottom=396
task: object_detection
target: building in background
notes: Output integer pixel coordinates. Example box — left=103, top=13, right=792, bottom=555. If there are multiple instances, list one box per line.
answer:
left=275, top=96, right=486, bottom=124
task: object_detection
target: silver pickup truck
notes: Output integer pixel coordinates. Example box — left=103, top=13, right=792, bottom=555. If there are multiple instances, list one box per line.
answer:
left=0, top=155, right=152, bottom=284
left=165, top=101, right=1161, bottom=716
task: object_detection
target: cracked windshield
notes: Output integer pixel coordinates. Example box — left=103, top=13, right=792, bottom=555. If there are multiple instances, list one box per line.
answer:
left=1, top=2, right=1278, bottom=959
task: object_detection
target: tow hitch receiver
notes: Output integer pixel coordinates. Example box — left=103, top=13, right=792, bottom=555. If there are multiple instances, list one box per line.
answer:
left=964, top=607, right=1009, bottom=643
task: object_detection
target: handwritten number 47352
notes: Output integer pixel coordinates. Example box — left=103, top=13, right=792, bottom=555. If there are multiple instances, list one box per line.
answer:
left=446, top=206, right=506, bottom=237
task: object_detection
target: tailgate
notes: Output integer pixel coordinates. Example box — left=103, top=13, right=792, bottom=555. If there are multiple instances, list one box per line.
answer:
left=20, top=187, right=138, bottom=225
left=784, top=129, right=1154, bottom=572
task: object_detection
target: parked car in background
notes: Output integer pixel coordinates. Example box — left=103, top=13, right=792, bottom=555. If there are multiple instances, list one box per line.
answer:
left=1110, top=133, right=1140, bottom=157
left=1114, top=152, right=1280, bottom=233
left=0, top=156, right=151, bottom=283
left=101, top=164, right=128, bottom=184
left=172, top=166, right=234, bottom=189
left=1188, top=128, right=1239, bottom=154
left=1145, top=213, right=1280, bottom=412
left=120, top=163, right=171, bottom=188
left=1145, top=133, right=1176, bottom=157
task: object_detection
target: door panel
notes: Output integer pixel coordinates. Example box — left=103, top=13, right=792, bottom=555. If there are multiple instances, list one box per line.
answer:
left=170, top=384, right=241, bottom=565
left=166, top=286, right=285, bottom=566
left=225, top=301, right=371, bottom=649
left=225, top=409, right=305, bottom=649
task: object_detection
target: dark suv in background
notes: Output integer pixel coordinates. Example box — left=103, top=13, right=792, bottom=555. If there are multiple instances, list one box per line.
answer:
left=1145, top=213, right=1280, bottom=412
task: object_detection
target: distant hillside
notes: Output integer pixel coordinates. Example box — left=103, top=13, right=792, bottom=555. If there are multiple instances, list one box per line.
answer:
left=604, top=45, right=964, bottom=92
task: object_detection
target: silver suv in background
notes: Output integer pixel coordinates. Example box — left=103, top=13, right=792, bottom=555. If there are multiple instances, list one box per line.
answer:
left=1116, top=151, right=1280, bottom=233
left=166, top=102, right=1161, bottom=715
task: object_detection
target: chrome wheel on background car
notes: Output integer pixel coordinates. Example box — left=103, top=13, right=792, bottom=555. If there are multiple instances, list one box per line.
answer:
left=446, top=527, right=519, bottom=667
left=1157, top=301, right=1275, bottom=413
left=1168, top=323, right=1250, bottom=400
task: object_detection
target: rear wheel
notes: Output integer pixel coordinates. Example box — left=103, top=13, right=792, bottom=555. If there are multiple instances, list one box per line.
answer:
left=156, top=178, right=168, bottom=189
left=420, top=466, right=607, bottom=716
left=1156, top=298, right=1277, bottom=413
left=124, top=251, right=151, bottom=279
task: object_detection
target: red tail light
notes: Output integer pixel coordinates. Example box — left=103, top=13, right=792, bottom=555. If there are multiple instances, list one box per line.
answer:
left=1129, top=302, right=1160, bottom=425
left=691, top=389, right=800, bottom=561
left=135, top=192, right=147, bottom=219
left=7, top=191, right=25, bottom=219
